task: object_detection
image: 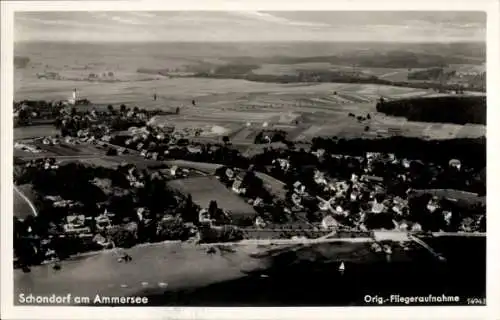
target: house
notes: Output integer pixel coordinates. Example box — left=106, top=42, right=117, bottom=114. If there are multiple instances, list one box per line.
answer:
left=361, top=175, right=384, bottom=184
left=402, top=159, right=411, bottom=168
left=314, top=170, right=327, bottom=185
left=45, top=195, right=63, bottom=202
left=391, top=204, right=403, bottom=215
left=131, top=181, right=145, bottom=188
left=443, top=211, right=453, bottom=225
left=225, top=168, right=235, bottom=179
left=312, top=148, right=325, bottom=158
left=170, top=165, right=178, bottom=176
left=293, top=181, right=302, bottom=189
left=449, top=159, right=461, bottom=171
left=318, top=199, right=331, bottom=211
left=350, top=191, right=359, bottom=202
left=371, top=201, right=385, bottom=214
left=93, top=234, right=110, bottom=247
left=232, top=179, right=246, bottom=194
left=66, top=215, right=86, bottom=226
left=293, top=181, right=306, bottom=195
left=291, top=193, right=302, bottom=207
left=95, top=214, right=112, bottom=230
left=366, top=152, right=382, bottom=160
left=351, top=173, right=359, bottom=183
left=272, top=158, right=290, bottom=171
left=411, top=222, right=422, bottom=232
left=198, top=209, right=213, bottom=225
left=321, top=215, right=339, bottom=230
left=136, top=207, right=146, bottom=221
left=255, top=216, right=266, bottom=228
left=187, top=145, right=202, bottom=154
left=426, top=198, right=440, bottom=213
left=53, top=199, right=76, bottom=208
left=101, top=135, right=111, bottom=142
left=63, top=215, right=91, bottom=234
left=252, top=197, right=264, bottom=207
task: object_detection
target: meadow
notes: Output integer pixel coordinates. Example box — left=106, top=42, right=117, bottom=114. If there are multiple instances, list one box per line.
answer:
left=167, top=176, right=257, bottom=217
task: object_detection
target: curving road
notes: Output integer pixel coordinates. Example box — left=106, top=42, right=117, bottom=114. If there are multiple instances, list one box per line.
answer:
left=14, top=185, right=38, bottom=217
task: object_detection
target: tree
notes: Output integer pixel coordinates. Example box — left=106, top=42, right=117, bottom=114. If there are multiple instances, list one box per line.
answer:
left=222, top=136, right=230, bottom=145
left=120, top=104, right=127, bottom=113
left=106, top=148, right=118, bottom=156
left=181, top=194, right=199, bottom=223
left=107, top=105, right=114, bottom=114
left=156, top=217, right=190, bottom=241
left=219, top=225, right=245, bottom=242
left=175, top=107, right=180, bottom=115
left=108, top=225, right=137, bottom=248
left=208, top=200, right=218, bottom=218
left=254, top=132, right=264, bottom=144
left=133, top=106, right=140, bottom=114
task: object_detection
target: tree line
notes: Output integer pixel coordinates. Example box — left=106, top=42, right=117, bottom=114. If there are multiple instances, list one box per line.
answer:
left=376, top=96, right=486, bottom=125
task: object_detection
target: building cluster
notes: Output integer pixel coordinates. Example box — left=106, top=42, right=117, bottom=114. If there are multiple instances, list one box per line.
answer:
left=266, top=149, right=484, bottom=234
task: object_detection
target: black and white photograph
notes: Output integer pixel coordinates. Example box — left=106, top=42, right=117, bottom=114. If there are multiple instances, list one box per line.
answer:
left=2, top=1, right=499, bottom=318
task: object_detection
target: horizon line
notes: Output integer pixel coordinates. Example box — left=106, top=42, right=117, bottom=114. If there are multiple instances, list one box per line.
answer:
left=15, top=40, right=486, bottom=44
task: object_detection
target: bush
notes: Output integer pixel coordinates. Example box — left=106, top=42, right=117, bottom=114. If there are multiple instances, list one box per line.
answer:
left=156, top=217, right=191, bottom=241
left=106, top=148, right=118, bottom=156
left=108, top=224, right=138, bottom=248
left=199, top=225, right=245, bottom=243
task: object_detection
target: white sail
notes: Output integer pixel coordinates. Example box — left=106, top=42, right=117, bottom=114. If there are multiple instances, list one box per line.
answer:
left=339, top=261, right=345, bottom=272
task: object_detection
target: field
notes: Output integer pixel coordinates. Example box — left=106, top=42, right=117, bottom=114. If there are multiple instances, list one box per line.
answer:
left=14, top=78, right=486, bottom=146
left=14, top=42, right=486, bottom=148
left=167, top=176, right=257, bottom=217
left=14, top=125, right=59, bottom=140
left=252, top=62, right=425, bottom=82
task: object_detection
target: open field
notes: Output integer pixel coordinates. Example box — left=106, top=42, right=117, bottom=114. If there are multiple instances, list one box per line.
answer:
left=14, top=125, right=59, bottom=140
left=14, top=141, right=108, bottom=160
left=32, top=142, right=105, bottom=157
left=14, top=78, right=486, bottom=145
left=412, top=189, right=486, bottom=206
left=167, top=176, right=257, bottom=216
left=252, top=63, right=429, bottom=82
left=15, top=41, right=486, bottom=145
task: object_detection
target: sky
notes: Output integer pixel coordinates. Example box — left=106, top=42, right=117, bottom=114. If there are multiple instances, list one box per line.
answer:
left=14, top=11, right=486, bottom=42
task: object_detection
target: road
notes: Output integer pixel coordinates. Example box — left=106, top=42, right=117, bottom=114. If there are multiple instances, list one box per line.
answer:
left=14, top=185, right=38, bottom=217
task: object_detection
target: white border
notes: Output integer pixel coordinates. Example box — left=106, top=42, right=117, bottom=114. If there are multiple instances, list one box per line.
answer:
left=2, top=1, right=499, bottom=319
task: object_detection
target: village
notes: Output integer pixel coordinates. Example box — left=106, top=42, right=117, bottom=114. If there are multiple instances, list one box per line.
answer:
left=13, top=94, right=486, bottom=271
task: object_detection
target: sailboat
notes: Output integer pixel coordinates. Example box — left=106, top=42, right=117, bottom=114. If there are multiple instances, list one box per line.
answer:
left=339, top=261, right=345, bottom=273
